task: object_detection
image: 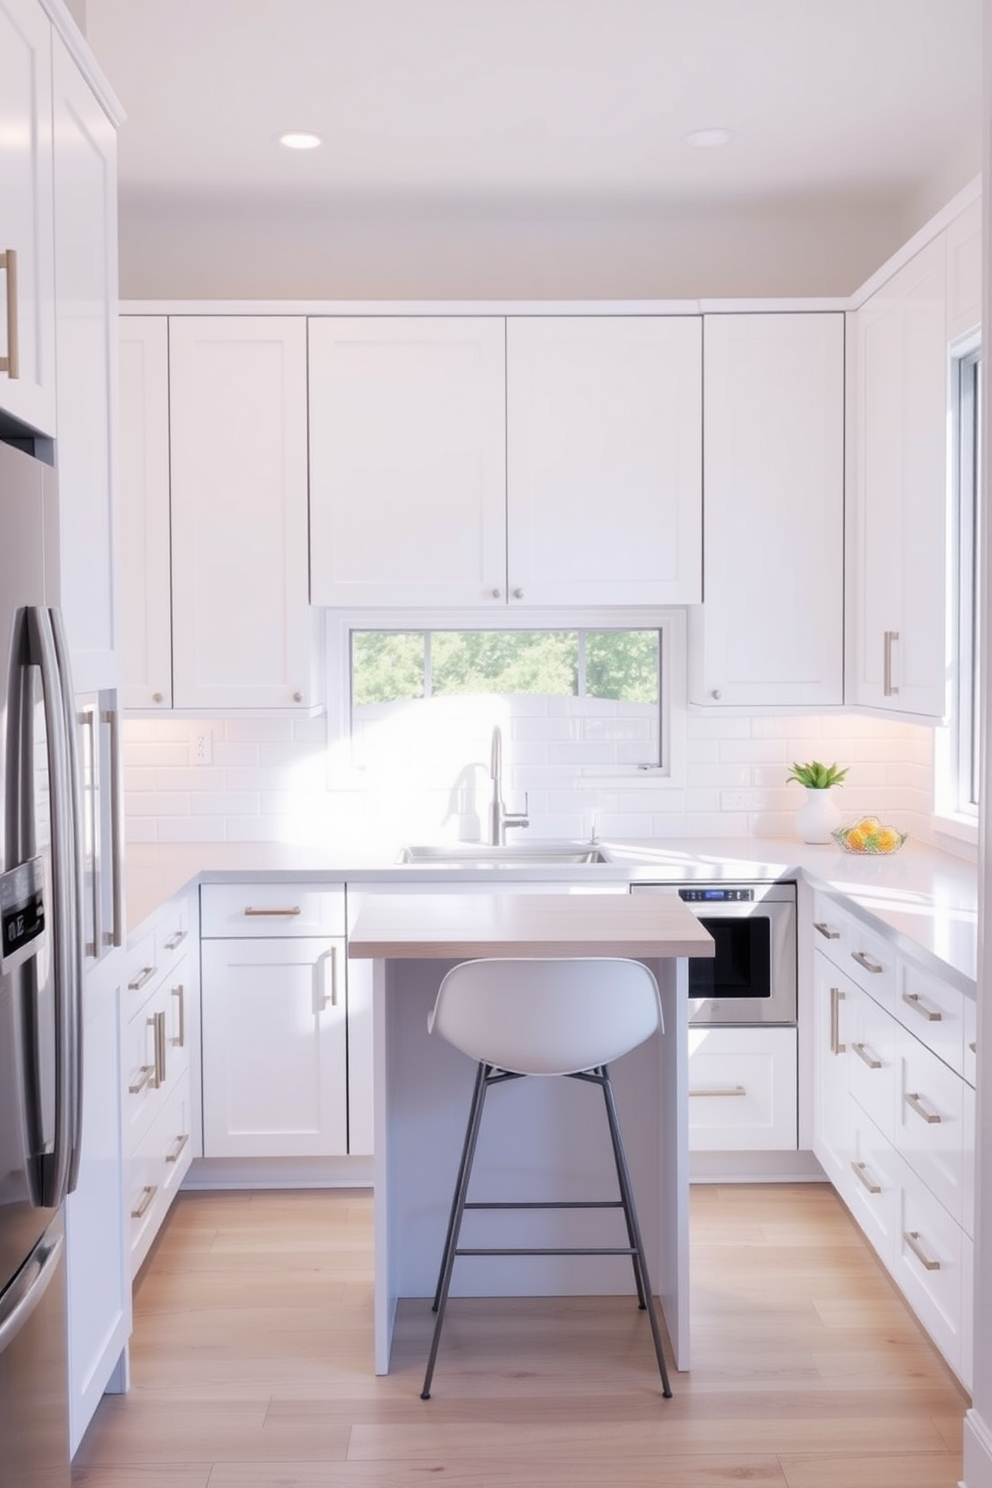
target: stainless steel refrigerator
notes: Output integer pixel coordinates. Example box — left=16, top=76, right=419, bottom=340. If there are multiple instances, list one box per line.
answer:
left=0, top=440, right=83, bottom=1488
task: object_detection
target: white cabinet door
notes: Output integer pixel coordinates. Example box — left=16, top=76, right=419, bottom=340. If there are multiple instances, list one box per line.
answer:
left=119, top=316, right=172, bottom=709
left=201, top=937, right=348, bottom=1158
left=51, top=34, right=119, bottom=693
left=849, top=235, right=947, bottom=718
left=690, top=313, right=844, bottom=706
left=65, top=954, right=130, bottom=1456
left=812, top=953, right=854, bottom=1194
left=0, top=0, right=56, bottom=434
left=309, top=316, right=507, bottom=607
left=169, top=317, right=318, bottom=709
left=686, top=1025, right=797, bottom=1151
left=505, top=316, right=702, bottom=605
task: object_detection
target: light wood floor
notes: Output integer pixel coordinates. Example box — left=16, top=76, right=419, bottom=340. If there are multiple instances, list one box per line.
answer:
left=71, top=1183, right=969, bottom=1487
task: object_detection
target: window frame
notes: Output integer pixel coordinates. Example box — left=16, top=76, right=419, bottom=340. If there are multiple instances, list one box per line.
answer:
left=324, top=607, right=687, bottom=789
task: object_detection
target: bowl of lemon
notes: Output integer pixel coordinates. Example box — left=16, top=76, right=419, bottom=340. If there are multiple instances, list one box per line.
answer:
left=832, top=817, right=906, bottom=855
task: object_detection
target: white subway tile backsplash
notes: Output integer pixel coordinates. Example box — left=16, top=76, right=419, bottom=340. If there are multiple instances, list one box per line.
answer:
left=122, top=706, right=938, bottom=850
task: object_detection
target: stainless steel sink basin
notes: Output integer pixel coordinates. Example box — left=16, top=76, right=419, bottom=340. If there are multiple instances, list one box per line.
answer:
left=396, top=842, right=610, bottom=866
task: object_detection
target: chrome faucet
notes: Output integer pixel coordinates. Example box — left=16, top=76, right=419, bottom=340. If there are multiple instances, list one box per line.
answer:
left=488, top=725, right=529, bottom=846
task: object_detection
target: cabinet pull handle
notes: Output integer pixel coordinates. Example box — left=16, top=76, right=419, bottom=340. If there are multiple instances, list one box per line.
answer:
left=315, top=945, right=338, bottom=1010
left=163, top=928, right=188, bottom=952
left=104, top=706, right=124, bottom=947
left=129, top=965, right=157, bottom=992
left=852, top=1041, right=882, bottom=1070
left=852, top=950, right=884, bottom=975
left=883, top=630, right=900, bottom=696
left=688, top=1085, right=747, bottom=1098
left=152, top=1010, right=166, bottom=1088
left=903, top=1230, right=941, bottom=1271
left=904, top=1091, right=942, bottom=1124
left=851, top=1160, right=881, bottom=1195
left=131, top=1185, right=157, bottom=1220
left=0, top=249, right=19, bottom=378
left=128, top=1064, right=155, bottom=1096
left=814, top=921, right=840, bottom=940
left=80, top=707, right=101, bottom=959
left=969, top=1040, right=978, bottom=1054
left=902, top=992, right=942, bottom=1023
left=244, top=906, right=301, bottom=917
left=171, top=984, right=186, bottom=1048
left=165, top=1133, right=189, bottom=1164
left=830, top=986, right=846, bottom=1055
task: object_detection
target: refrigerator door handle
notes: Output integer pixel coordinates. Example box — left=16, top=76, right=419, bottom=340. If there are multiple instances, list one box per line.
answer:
left=48, top=609, right=84, bottom=1196
left=0, top=1228, right=65, bottom=1355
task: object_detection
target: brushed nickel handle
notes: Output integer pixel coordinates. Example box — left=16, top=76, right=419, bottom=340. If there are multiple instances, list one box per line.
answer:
left=131, top=1185, right=157, bottom=1220
left=852, top=950, right=884, bottom=975
left=1, top=249, right=19, bottom=378
left=152, top=692, right=164, bottom=704
left=905, top=1091, right=942, bottom=1124
left=904, top=1230, right=941, bottom=1271
left=969, top=1040, right=978, bottom=1054
left=491, top=588, right=501, bottom=599
left=104, top=707, right=125, bottom=948
left=80, top=707, right=101, bottom=959
left=315, top=946, right=338, bottom=1010
left=128, top=1065, right=155, bottom=1096
left=902, top=992, right=942, bottom=1023
left=830, top=986, right=846, bottom=1055
left=163, top=928, right=188, bottom=952
left=293, top=691, right=303, bottom=702
left=883, top=630, right=899, bottom=696
left=512, top=587, right=524, bottom=600
left=689, top=1085, right=747, bottom=1098
left=152, top=1010, right=166, bottom=1088
left=165, top=1133, right=190, bottom=1164
left=851, top=1160, right=881, bottom=1194
left=171, top=984, right=186, bottom=1048
left=814, top=921, right=840, bottom=940
left=128, top=964, right=157, bottom=992
left=852, top=1041, right=882, bottom=1070
left=244, top=906, right=301, bottom=917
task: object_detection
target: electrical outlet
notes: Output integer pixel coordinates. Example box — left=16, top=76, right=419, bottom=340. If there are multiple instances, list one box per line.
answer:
left=721, top=790, right=756, bottom=812
left=193, top=730, right=212, bottom=765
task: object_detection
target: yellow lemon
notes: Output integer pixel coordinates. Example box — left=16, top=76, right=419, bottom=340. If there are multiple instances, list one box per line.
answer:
left=875, top=827, right=901, bottom=852
left=858, top=816, right=882, bottom=836
left=844, top=826, right=868, bottom=850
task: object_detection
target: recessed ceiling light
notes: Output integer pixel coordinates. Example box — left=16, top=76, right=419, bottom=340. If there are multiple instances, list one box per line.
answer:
left=278, top=131, right=323, bottom=151
left=682, top=128, right=734, bottom=150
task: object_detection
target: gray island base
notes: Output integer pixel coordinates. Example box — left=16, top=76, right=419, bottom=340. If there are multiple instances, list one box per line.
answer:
left=347, top=891, right=715, bottom=1378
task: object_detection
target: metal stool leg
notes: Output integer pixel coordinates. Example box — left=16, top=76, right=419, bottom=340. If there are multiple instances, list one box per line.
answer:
left=600, top=1063, right=673, bottom=1398
left=421, top=1061, right=491, bottom=1400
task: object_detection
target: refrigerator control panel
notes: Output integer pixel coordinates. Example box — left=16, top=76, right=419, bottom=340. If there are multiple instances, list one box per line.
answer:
left=0, top=856, right=45, bottom=973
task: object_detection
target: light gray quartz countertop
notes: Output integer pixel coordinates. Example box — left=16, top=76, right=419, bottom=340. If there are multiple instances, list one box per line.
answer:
left=124, top=835, right=979, bottom=992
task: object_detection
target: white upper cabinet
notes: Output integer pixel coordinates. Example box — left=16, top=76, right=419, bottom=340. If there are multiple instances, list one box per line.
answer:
left=308, top=313, right=703, bottom=608
left=51, top=33, right=120, bottom=692
left=690, top=313, right=844, bottom=707
left=119, top=316, right=172, bottom=709
left=0, top=0, right=56, bottom=435
left=505, top=316, right=702, bottom=605
left=848, top=235, right=948, bottom=719
left=309, top=316, right=507, bottom=607
left=168, top=316, right=321, bottom=710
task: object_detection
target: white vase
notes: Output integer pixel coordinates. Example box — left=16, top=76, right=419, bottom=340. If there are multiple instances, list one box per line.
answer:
left=794, top=786, right=840, bottom=844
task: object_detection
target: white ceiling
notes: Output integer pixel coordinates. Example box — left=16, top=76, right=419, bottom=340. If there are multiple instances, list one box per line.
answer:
left=83, top=0, right=983, bottom=217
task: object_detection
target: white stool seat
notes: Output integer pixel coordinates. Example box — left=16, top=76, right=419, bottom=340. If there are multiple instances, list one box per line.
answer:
left=421, top=955, right=673, bottom=1401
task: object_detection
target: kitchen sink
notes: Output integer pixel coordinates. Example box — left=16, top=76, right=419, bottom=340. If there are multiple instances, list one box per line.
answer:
left=396, top=842, right=610, bottom=866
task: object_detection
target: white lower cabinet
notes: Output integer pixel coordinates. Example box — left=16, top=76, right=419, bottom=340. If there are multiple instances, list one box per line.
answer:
left=687, top=1025, right=797, bottom=1151
left=199, top=883, right=352, bottom=1158
left=810, top=890, right=974, bottom=1388
left=124, top=890, right=197, bottom=1276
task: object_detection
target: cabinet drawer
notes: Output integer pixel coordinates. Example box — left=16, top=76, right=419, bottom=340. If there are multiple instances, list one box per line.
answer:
left=686, top=1026, right=796, bottom=1151
left=894, top=1033, right=966, bottom=1227
left=894, top=1160, right=966, bottom=1380
left=844, top=914, right=896, bottom=1009
left=200, top=882, right=346, bottom=938
left=846, top=1113, right=903, bottom=1272
left=810, top=892, right=851, bottom=967
left=895, top=957, right=965, bottom=1074
left=129, top=1079, right=193, bottom=1276
left=125, top=892, right=193, bottom=1012
left=125, top=952, right=191, bottom=1151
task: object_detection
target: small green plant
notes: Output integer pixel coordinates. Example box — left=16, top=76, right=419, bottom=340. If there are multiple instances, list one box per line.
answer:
left=787, top=760, right=849, bottom=789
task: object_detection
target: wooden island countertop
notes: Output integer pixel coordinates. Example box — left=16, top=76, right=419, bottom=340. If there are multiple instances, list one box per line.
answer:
left=348, top=889, right=716, bottom=961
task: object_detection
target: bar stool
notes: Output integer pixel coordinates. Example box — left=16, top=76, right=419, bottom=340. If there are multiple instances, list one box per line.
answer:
left=421, top=955, right=672, bottom=1400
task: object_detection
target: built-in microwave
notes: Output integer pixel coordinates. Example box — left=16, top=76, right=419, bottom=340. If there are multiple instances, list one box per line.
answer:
left=629, top=880, right=797, bottom=1026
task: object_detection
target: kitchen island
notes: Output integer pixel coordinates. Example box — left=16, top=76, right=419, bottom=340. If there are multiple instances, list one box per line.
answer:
left=347, top=890, right=714, bottom=1376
